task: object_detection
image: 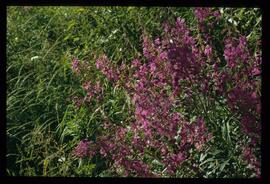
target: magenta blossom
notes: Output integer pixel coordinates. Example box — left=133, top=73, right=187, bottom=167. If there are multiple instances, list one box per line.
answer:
left=72, top=58, right=79, bottom=72
left=74, top=139, right=91, bottom=158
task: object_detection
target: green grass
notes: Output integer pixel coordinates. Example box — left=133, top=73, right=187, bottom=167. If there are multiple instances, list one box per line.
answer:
left=7, top=6, right=261, bottom=177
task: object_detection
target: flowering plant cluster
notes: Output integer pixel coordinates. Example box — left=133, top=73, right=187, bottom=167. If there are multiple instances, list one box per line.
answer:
left=71, top=8, right=261, bottom=177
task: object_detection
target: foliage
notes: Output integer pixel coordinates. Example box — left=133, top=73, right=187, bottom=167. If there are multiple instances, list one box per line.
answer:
left=7, top=6, right=261, bottom=177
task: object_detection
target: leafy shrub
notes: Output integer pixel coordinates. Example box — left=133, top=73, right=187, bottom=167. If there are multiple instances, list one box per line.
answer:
left=71, top=8, right=261, bottom=177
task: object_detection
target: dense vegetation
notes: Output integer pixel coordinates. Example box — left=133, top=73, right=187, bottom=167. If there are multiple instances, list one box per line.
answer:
left=7, top=6, right=261, bottom=177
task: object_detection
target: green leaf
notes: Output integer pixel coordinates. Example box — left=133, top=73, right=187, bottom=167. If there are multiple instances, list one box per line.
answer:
left=200, top=158, right=214, bottom=166
left=73, top=37, right=80, bottom=42
left=63, top=34, right=70, bottom=41
left=199, top=153, right=207, bottom=162
left=220, top=160, right=230, bottom=172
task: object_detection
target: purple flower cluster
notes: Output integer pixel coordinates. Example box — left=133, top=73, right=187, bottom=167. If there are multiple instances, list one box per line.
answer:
left=82, top=80, right=103, bottom=102
left=71, top=8, right=261, bottom=177
left=194, top=8, right=212, bottom=22
left=194, top=8, right=221, bottom=22
left=194, top=8, right=221, bottom=47
left=224, top=37, right=249, bottom=67
left=73, top=139, right=95, bottom=158
left=221, top=36, right=261, bottom=141
left=242, top=146, right=260, bottom=177
left=212, top=35, right=261, bottom=176
left=180, top=118, right=213, bottom=151
left=96, top=54, right=120, bottom=82
left=204, top=45, right=212, bottom=57
left=83, top=17, right=214, bottom=177
left=71, top=58, right=79, bottom=73
left=70, top=95, right=84, bottom=108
